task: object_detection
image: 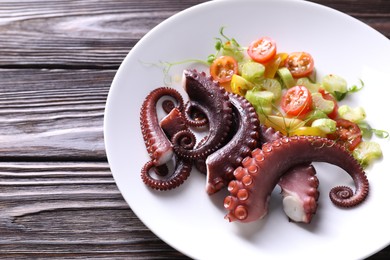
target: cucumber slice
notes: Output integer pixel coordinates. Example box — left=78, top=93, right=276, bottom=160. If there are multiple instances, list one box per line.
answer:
left=311, top=92, right=335, bottom=114
left=305, top=110, right=329, bottom=122
left=245, top=89, right=274, bottom=104
left=338, top=105, right=366, bottom=123
left=352, top=141, right=382, bottom=168
left=277, top=67, right=295, bottom=88
left=311, top=118, right=336, bottom=134
left=296, top=77, right=321, bottom=93
left=260, top=78, right=282, bottom=100
left=321, top=74, right=348, bottom=99
left=245, top=90, right=274, bottom=116
left=241, top=61, right=265, bottom=83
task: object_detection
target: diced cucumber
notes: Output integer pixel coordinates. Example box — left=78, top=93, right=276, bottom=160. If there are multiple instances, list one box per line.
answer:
left=296, top=77, right=321, bottom=93
left=241, top=61, right=265, bottom=83
left=338, top=105, right=366, bottom=123
left=260, top=78, right=282, bottom=101
left=277, top=67, right=295, bottom=88
left=321, top=74, right=348, bottom=99
left=311, top=92, right=335, bottom=114
left=352, top=141, right=382, bottom=168
left=245, top=90, right=274, bottom=116
left=305, top=110, right=329, bottom=122
left=311, top=118, right=336, bottom=134
left=255, top=105, right=273, bottom=118
left=230, top=74, right=253, bottom=96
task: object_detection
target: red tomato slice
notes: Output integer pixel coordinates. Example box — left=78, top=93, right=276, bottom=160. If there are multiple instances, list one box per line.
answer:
left=285, top=52, right=314, bottom=78
left=327, top=119, right=362, bottom=151
left=319, top=88, right=338, bottom=119
left=281, top=85, right=313, bottom=116
left=247, top=37, right=277, bottom=64
left=210, top=56, right=238, bottom=83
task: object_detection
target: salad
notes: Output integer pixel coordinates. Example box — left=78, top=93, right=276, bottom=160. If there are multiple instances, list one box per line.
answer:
left=173, top=27, right=386, bottom=169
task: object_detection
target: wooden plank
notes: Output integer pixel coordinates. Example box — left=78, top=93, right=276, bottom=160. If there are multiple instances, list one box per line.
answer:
left=0, top=0, right=388, bottom=69
left=309, top=0, right=390, bottom=38
left=0, top=161, right=189, bottom=259
left=0, top=69, right=112, bottom=160
left=0, top=0, right=388, bottom=259
left=0, top=0, right=209, bottom=68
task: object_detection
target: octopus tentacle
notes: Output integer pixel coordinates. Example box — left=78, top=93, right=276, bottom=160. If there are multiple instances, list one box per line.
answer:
left=140, top=107, right=194, bottom=191
left=259, top=125, right=320, bottom=223
left=173, top=69, right=233, bottom=160
left=160, top=108, right=189, bottom=139
left=278, top=164, right=319, bottom=223
left=224, top=135, right=369, bottom=223
left=183, top=101, right=208, bottom=127
left=259, top=124, right=283, bottom=145
left=140, top=87, right=184, bottom=166
left=161, top=99, right=176, bottom=114
left=171, top=130, right=197, bottom=151
left=141, top=158, right=192, bottom=191
left=193, top=136, right=209, bottom=174
left=154, top=164, right=169, bottom=177
left=205, top=93, right=259, bottom=194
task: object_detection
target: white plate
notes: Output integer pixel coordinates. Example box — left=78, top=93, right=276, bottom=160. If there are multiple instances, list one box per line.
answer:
left=104, top=0, right=390, bottom=259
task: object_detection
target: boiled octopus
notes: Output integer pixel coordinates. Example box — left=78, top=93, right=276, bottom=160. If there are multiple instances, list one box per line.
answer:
left=278, top=163, right=319, bottom=223
left=224, top=135, right=369, bottom=223
left=259, top=125, right=320, bottom=223
left=194, top=96, right=320, bottom=223
left=139, top=69, right=236, bottom=190
left=140, top=87, right=192, bottom=190
left=140, top=87, right=184, bottom=166
left=205, top=93, right=260, bottom=195
left=172, top=69, right=233, bottom=160
left=139, top=69, right=369, bottom=225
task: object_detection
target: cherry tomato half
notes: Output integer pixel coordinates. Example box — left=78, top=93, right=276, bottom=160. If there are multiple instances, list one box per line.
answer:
left=285, top=52, right=314, bottom=78
left=281, top=85, right=313, bottom=117
left=210, top=56, right=238, bottom=83
left=247, top=37, right=277, bottom=64
left=327, top=118, right=362, bottom=151
left=319, top=88, right=338, bottom=119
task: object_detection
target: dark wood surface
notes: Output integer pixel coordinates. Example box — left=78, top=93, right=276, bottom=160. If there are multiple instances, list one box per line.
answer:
left=0, top=0, right=388, bottom=259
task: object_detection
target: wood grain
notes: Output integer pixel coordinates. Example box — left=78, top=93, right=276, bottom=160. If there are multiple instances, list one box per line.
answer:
left=0, top=0, right=388, bottom=68
left=0, top=69, right=111, bottom=159
left=0, top=162, right=189, bottom=259
left=0, top=0, right=388, bottom=259
left=0, top=0, right=208, bottom=68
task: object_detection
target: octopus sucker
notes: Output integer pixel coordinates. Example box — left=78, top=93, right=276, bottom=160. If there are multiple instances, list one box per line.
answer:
left=140, top=87, right=184, bottom=166
left=205, top=93, right=260, bottom=195
left=225, top=135, right=369, bottom=223
left=173, top=69, right=233, bottom=160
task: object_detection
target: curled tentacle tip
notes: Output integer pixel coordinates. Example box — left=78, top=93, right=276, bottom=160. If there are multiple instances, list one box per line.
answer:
left=329, top=185, right=367, bottom=208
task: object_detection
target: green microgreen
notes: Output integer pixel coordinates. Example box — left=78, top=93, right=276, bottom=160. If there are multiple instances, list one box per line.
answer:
left=358, top=121, right=389, bottom=140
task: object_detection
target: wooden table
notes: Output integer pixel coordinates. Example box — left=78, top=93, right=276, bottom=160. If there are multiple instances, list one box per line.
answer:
left=0, top=0, right=388, bottom=259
